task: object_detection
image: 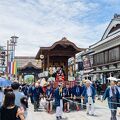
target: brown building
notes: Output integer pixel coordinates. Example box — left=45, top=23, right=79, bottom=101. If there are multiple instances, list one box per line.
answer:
left=35, top=37, right=85, bottom=81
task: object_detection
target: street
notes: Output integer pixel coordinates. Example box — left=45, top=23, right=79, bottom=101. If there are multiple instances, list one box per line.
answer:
left=26, top=100, right=120, bottom=120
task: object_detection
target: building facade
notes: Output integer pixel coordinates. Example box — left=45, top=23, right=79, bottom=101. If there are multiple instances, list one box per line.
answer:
left=15, top=56, right=42, bottom=82
left=89, top=14, right=120, bottom=90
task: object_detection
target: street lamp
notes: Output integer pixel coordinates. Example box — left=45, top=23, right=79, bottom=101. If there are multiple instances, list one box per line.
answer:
left=10, top=35, right=18, bottom=52
left=10, top=35, right=18, bottom=45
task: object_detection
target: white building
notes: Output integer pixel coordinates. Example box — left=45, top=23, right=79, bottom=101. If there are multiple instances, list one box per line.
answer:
left=89, top=14, right=120, bottom=90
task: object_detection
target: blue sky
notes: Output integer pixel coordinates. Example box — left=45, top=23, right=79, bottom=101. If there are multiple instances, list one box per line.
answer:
left=0, top=0, right=120, bottom=56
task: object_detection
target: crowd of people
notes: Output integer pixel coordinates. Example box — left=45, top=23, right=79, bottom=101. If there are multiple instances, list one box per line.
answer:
left=0, top=77, right=119, bottom=120
left=21, top=77, right=119, bottom=120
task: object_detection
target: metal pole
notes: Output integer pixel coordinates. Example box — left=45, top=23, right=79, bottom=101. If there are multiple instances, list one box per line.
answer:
left=6, top=40, right=9, bottom=78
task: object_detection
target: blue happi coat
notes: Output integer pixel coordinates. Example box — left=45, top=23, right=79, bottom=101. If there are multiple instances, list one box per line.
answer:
left=54, top=87, right=62, bottom=107
left=73, top=85, right=82, bottom=97
left=46, top=87, right=53, bottom=98
left=33, top=87, right=43, bottom=101
left=82, top=86, right=96, bottom=103
left=63, top=87, right=71, bottom=97
left=103, top=86, right=120, bottom=109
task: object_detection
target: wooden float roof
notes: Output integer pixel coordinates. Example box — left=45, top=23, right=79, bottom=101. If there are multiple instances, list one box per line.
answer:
left=35, top=37, right=85, bottom=59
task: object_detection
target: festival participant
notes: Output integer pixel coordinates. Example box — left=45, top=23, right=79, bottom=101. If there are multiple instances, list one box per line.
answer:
left=63, top=83, right=71, bottom=112
left=103, top=78, right=120, bottom=120
left=46, top=83, right=53, bottom=113
left=70, top=82, right=76, bottom=111
left=56, top=67, right=65, bottom=82
left=22, top=84, right=29, bottom=99
left=33, top=82, right=43, bottom=111
left=73, top=82, right=82, bottom=111
left=82, top=80, right=96, bottom=116
left=28, top=83, right=35, bottom=104
left=69, top=83, right=74, bottom=100
left=82, top=80, right=87, bottom=109
left=116, top=80, right=120, bottom=115
left=54, top=82, right=63, bottom=120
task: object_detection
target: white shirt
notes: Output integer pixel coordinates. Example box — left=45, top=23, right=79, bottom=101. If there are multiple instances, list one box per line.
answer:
left=87, top=87, right=92, bottom=97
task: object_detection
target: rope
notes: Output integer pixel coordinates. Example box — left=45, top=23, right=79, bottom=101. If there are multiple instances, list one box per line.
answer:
left=62, top=97, right=120, bottom=111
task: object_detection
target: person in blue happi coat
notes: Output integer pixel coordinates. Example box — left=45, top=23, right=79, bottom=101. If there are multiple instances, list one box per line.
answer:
left=81, top=80, right=87, bottom=109
left=116, top=80, right=120, bottom=115
left=28, top=83, right=35, bottom=104
left=63, top=83, right=71, bottom=112
left=54, top=82, right=63, bottom=120
left=82, top=80, right=96, bottom=116
left=33, top=83, right=44, bottom=111
left=46, top=83, right=53, bottom=113
left=103, top=78, right=120, bottom=120
left=73, top=82, right=82, bottom=111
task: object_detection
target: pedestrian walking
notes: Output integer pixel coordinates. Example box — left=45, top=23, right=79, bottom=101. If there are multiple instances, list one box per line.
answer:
left=82, top=80, right=96, bottom=116
left=0, top=92, right=25, bottom=120
left=103, top=78, right=120, bottom=120
left=54, top=82, right=63, bottom=120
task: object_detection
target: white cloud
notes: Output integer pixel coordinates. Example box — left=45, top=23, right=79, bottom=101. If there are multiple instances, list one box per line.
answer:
left=0, top=0, right=111, bottom=56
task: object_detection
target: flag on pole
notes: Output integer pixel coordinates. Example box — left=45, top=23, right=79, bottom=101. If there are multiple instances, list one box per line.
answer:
left=12, top=61, right=14, bottom=74
left=13, top=61, right=17, bottom=75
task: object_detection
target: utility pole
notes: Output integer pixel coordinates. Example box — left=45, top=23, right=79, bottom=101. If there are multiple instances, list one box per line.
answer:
left=6, top=40, right=9, bottom=78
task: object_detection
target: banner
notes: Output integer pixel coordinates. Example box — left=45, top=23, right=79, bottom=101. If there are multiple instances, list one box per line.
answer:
left=8, top=61, right=17, bottom=75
